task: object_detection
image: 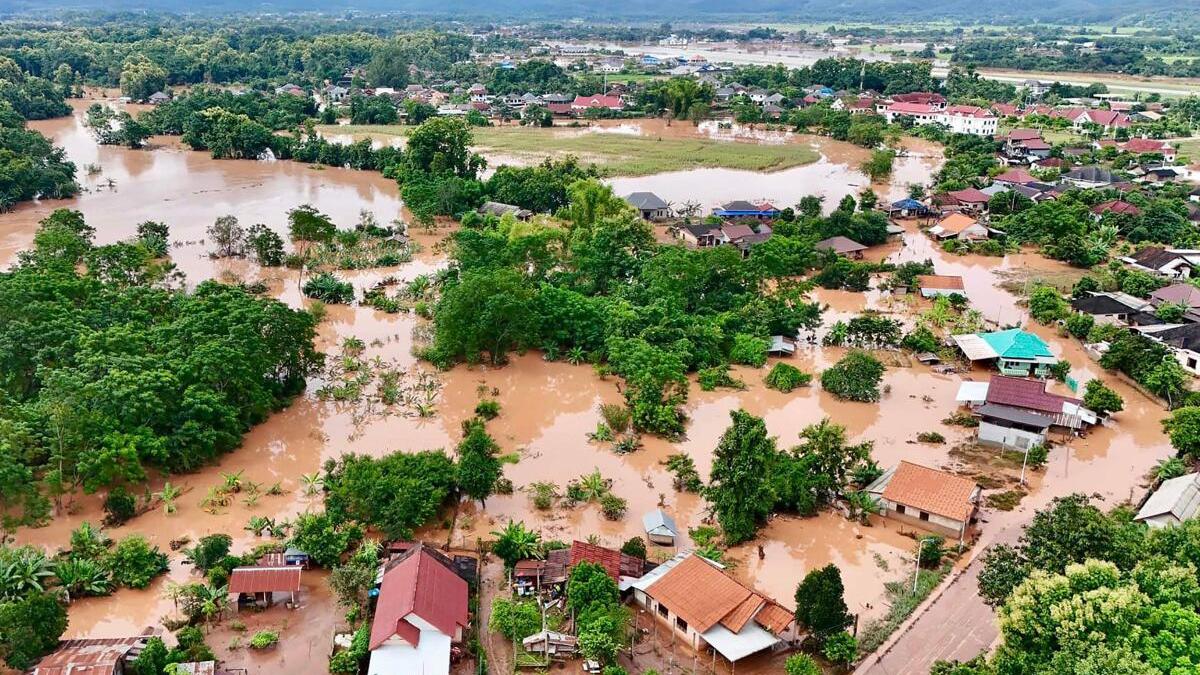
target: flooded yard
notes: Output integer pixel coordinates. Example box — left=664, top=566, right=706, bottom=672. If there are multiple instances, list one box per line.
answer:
left=0, top=98, right=1176, bottom=674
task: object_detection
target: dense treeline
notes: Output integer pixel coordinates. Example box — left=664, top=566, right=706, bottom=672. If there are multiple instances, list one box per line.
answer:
left=0, top=209, right=322, bottom=529
left=726, top=59, right=935, bottom=97
left=0, top=56, right=77, bottom=209
left=954, top=36, right=1200, bottom=78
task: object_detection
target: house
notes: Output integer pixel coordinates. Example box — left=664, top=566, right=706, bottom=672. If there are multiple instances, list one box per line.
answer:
left=228, top=565, right=302, bottom=610
left=679, top=223, right=720, bottom=248
left=713, top=200, right=779, bottom=219
left=865, top=461, right=980, bottom=542
left=147, top=91, right=170, bottom=105
left=1134, top=473, right=1200, bottom=528
left=973, top=401, right=1054, bottom=451
left=1022, top=79, right=1051, bottom=97
left=325, top=85, right=349, bottom=103
left=891, top=92, right=946, bottom=109
left=941, top=105, right=998, bottom=136
left=1122, top=138, right=1176, bottom=162
left=991, top=102, right=1021, bottom=117
left=887, top=198, right=930, bottom=217
left=512, top=558, right=568, bottom=596
left=625, top=192, right=670, bottom=220
left=275, top=83, right=305, bottom=96
left=368, top=545, right=470, bottom=675
left=882, top=101, right=940, bottom=125
left=928, top=213, right=988, bottom=241
left=951, top=328, right=1056, bottom=376
left=1137, top=322, right=1200, bottom=374
left=643, top=508, right=679, bottom=546
left=1070, top=291, right=1152, bottom=325
left=1150, top=283, right=1200, bottom=315
left=993, top=168, right=1038, bottom=186
left=630, top=553, right=797, bottom=666
left=956, top=375, right=1097, bottom=437
left=1062, top=166, right=1116, bottom=189
left=769, top=335, right=797, bottom=356
left=815, top=235, right=867, bottom=259
left=916, top=274, right=965, bottom=298
left=1142, top=167, right=1182, bottom=184
left=478, top=201, right=533, bottom=220
left=571, top=95, right=624, bottom=112
left=945, top=187, right=991, bottom=213
left=1124, top=248, right=1200, bottom=279
left=1091, top=200, right=1141, bottom=218
left=721, top=223, right=772, bottom=256
left=29, top=633, right=158, bottom=675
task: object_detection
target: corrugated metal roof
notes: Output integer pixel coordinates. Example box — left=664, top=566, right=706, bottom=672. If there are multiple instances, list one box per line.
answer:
left=1136, top=473, right=1200, bottom=523
left=642, top=509, right=678, bottom=537
left=881, top=461, right=978, bottom=523
left=977, top=403, right=1053, bottom=428
left=227, top=566, right=301, bottom=594
left=30, top=635, right=151, bottom=675
left=985, top=376, right=1079, bottom=414
left=952, top=333, right=998, bottom=361
left=369, top=545, right=469, bottom=651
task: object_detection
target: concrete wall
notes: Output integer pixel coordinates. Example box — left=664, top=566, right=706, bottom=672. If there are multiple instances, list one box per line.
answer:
left=978, top=420, right=1046, bottom=451
left=878, top=499, right=966, bottom=538
left=634, top=589, right=705, bottom=649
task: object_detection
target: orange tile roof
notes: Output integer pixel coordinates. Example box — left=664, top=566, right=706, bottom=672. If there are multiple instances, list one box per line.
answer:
left=882, top=461, right=978, bottom=522
left=916, top=274, right=965, bottom=290
left=754, top=601, right=795, bottom=634
left=646, top=555, right=753, bottom=633
left=938, top=212, right=979, bottom=234
left=720, top=592, right=766, bottom=633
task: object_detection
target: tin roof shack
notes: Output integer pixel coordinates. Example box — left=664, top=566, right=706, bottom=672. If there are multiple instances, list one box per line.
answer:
left=629, top=553, right=797, bottom=667
left=512, top=558, right=568, bottom=597
left=625, top=192, right=671, bottom=220
left=865, top=461, right=981, bottom=543
left=915, top=274, right=965, bottom=298
left=1071, top=292, right=1154, bottom=326
left=368, top=545, right=470, bottom=675
left=642, top=508, right=679, bottom=546
left=951, top=329, right=1057, bottom=377
left=1134, top=473, right=1200, bottom=528
left=228, top=565, right=302, bottom=610
left=29, top=632, right=157, bottom=675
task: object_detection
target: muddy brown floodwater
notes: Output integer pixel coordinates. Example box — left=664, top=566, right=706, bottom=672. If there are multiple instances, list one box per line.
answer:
left=1, top=97, right=1176, bottom=675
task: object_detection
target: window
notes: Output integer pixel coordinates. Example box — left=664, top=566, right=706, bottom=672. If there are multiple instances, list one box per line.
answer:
left=675, top=616, right=688, bottom=633
left=919, top=511, right=930, bottom=521
left=657, top=602, right=668, bottom=618
left=896, top=504, right=906, bottom=515
left=1188, top=357, right=1197, bottom=371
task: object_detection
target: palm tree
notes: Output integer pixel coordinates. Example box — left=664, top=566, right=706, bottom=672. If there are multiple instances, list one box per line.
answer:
left=300, top=473, right=323, bottom=497
left=845, top=491, right=880, bottom=525
left=54, top=558, right=112, bottom=601
left=490, top=521, right=542, bottom=568
left=198, top=584, right=229, bottom=626
left=578, top=469, right=609, bottom=502
left=156, top=481, right=182, bottom=514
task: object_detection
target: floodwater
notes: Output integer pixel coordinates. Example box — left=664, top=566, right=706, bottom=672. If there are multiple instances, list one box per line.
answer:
left=1, top=97, right=1176, bottom=674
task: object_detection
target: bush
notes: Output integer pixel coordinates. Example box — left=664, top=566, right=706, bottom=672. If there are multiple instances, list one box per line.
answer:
left=620, top=537, right=647, bottom=559
left=823, top=631, right=858, bottom=665
left=489, top=597, right=541, bottom=641
left=918, top=536, right=946, bottom=568
left=1025, top=444, right=1049, bottom=469
left=103, top=487, right=137, bottom=526
left=697, top=365, right=745, bottom=391
left=598, top=404, right=631, bottom=434
left=1047, top=360, right=1071, bottom=382
left=664, top=453, right=703, bottom=492
left=474, top=399, right=501, bottom=420
left=599, top=493, right=627, bottom=520
left=1065, top=313, right=1094, bottom=339
left=248, top=630, right=279, bottom=649
left=187, top=533, right=232, bottom=572
left=729, top=334, right=769, bottom=367
left=821, top=350, right=885, bottom=402
left=302, top=272, right=354, bottom=304
left=1028, top=286, right=1068, bottom=324
left=917, top=431, right=945, bottom=444
left=105, top=535, right=169, bottom=589
left=764, top=362, right=812, bottom=393
left=1082, top=379, right=1124, bottom=416
left=785, top=653, right=821, bottom=675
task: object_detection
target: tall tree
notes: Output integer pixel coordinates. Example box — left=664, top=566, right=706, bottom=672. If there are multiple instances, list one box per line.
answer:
left=457, top=418, right=502, bottom=506
left=794, top=563, right=851, bottom=635
left=706, top=410, right=777, bottom=544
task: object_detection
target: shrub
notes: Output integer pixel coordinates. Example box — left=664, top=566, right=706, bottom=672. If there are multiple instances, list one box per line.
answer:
left=598, top=404, right=631, bottom=434
left=1047, top=360, right=1071, bottom=382
left=1025, top=444, right=1049, bottom=469
left=1065, top=313, right=1094, bottom=339
left=1082, top=379, right=1124, bottom=416
left=620, top=537, right=647, bottom=559
left=474, top=399, right=500, bottom=420
left=599, top=493, right=627, bottom=521
left=823, top=630, right=858, bottom=665
left=916, top=431, right=945, bottom=444
left=187, top=534, right=232, bottom=572
left=105, top=535, right=170, bottom=589
left=490, top=597, right=540, bottom=641
left=697, top=365, right=745, bottom=391
left=103, top=487, right=137, bottom=526
left=729, top=334, right=769, bottom=367
left=821, top=350, right=885, bottom=402
left=664, top=453, right=703, bottom=492
left=785, top=653, right=821, bottom=675
left=1028, top=286, right=1068, bottom=324
left=529, top=481, right=558, bottom=510
left=764, top=363, right=812, bottom=393
left=918, top=536, right=946, bottom=568
left=248, top=630, right=279, bottom=649
left=302, top=273, right=354, bottom=304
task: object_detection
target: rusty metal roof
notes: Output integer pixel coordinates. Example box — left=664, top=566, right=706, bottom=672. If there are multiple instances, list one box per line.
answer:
left=227, top=566, right=302, bottom=594
left=30, top=634, right=152, bottom=675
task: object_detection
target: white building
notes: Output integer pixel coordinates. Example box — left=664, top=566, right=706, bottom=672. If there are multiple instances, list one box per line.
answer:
left=882, top=102, right=998, bottom=136
left=1135, top=473, right=1200, bottom=528
left=368, top=546, right=469, bottom=675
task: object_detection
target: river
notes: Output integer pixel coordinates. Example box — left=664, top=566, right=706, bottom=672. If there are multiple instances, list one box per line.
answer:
left=0, top=97, right=1176, bottom=675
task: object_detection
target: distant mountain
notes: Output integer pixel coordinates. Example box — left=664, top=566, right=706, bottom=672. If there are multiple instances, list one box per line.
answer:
left=6, top=0, right=1197, bottom=23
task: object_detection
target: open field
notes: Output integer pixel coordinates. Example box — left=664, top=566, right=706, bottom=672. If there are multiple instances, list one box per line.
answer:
left=318, top=123, right=822, bottom=176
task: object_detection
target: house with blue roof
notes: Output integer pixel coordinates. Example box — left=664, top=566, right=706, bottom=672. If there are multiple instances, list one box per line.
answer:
left=951, top=328, right=1057, bottom=377
left=713, top=200, right=780, bottom=219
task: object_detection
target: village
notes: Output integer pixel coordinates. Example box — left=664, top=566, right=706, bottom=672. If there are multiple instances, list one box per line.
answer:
left=2, top=11, right=1200, bottom=675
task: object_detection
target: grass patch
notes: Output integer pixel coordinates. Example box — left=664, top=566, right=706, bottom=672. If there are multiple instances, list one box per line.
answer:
left=986, top=489, right=1026, bottom=511
left=316, top=124, right=821, bottom=176
left=857, top=563, right=952, bottom=658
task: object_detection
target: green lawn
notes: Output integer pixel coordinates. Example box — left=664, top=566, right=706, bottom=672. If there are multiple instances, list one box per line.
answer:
left=317, top=124, right=821, bottom=176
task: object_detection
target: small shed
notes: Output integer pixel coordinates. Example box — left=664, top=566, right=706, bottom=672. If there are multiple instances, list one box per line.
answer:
left=478, top=201, right=532, bottom=221
left=642, top=508, right=678, bottom=546
left=916, top=274, right=966, bottom=298
left=283, top=547, right=310, bottom=568
left=888, top=198, right=928, bottom=217
left=228, top=566, right=302, bottom=610
left=625, top=192, right=671, bottom=220
left=815, top=236, right=868, bottom=259
left=768, top=335, right=796, bottom=356
left=522, top=630, right=579, bottom=657
left=1135, top=473, right=1200, bottom=528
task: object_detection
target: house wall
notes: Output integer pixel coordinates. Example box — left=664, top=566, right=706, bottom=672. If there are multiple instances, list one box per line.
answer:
left=1169, top=347, right=1200, bottom=376
left=633, top=589, right=706, bottom=650
left=1140, top=513, right=1183, bottom=529
left=367, top=617, right=453, bottom=675
left=978, top=420, right=1047, bottom=450
left=876, top=499, right=967, bottom=538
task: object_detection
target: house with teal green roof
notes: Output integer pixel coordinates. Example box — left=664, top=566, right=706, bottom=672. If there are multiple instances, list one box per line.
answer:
left=951, top=328, right=1057, bottom=377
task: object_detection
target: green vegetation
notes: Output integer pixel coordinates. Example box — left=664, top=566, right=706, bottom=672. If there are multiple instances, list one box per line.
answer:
left=568, top=561, right=630, bottom=667
left=858, top=563, right=953, bottom=657
left=764, top=362, right=813, bottom=392
left=821, top=350, right=886, bottom=402
left=794, top=563, right=851, bottom=637
left=0, top=209, right=320, bottom=529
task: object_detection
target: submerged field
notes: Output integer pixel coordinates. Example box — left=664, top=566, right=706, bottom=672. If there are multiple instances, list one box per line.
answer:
left=318, top=122, right=822, bottom=176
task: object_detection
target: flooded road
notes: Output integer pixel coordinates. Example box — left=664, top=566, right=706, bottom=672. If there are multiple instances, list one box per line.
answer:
left=1, top=98, right=1176, bottom=674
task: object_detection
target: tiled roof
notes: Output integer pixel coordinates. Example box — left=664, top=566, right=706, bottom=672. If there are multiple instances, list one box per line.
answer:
left=565, top=540, right=643, bottom=580
left=646, top=554, right=754, bottom=633
left=888, top=101, right=939, bottom=115
left=1123, top=138, right=1171, bottom=154
left=753, top=601, right=794, bottom=634
left=1091, top=200, right=1141, bottom=216
left=985, top=375, right=1079, bottom=414
left=1006, top=128, right=1042, bottom=141
left=816, top=235, right=867, bottom=254
left=370, top=545, right=469, bottom=651
left=1150, top=283, right=1200, bottom=309
left=993, top=168, right=1037, bottom=184
left=917, top=274, right=965, bottom=290
left=937, top=212, right=980, bottom=234
left=227, top=566, right=302, bottom=594
left=881, top=461, right=978, bottom=522
left=947, top=187, right=990, bottom=203
left=721, top=592, right=766, bottom=633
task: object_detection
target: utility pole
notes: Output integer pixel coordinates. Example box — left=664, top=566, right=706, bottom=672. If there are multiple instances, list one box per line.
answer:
left=912, top=539, right=925, bottom=593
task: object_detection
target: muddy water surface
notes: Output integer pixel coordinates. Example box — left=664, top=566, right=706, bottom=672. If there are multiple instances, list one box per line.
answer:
left=1, top=98, right=1177, bottom=674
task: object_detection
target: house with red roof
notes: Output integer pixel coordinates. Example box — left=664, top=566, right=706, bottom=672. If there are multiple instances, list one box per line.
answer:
left=1091, top=200, right=1142, bottom=218
left=571, top=94, right=624, bottom=112
left=993, top=168, right=1038, bottom=186
left=942, top=105, right=998, bottom=136
left=891, top=92, right=946, bottom=109
left=368, top=545, right=470, bottom=675
left=865, top=461, right=980, bottom=541
left=990, top=103, right=1020, bottom=117
left=1122, top=138, right=1176, bottom=162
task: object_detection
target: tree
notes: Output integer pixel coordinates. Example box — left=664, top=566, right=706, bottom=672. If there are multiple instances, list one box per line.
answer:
left=821, top=350, right=885, bottom=402
left=207, top=215, right=245, bottom=258
left=620, top=537, right=647, bottom=559
left=0, top=591, right=67, bottom=669
left=105, top=535, right=170, bottom=589
left=862, top=149, right=895, bottom=180
left=288, top=204, right=336, bottom=245
left=457, top=419, right=502, bottom=506
left=794, top=564, right=851, bottom=635
left=1163, top=406, right=1200, bottom=459
left=430, top=268, right=534, bottom=366
left=1083, top=379, right=1124, bottom=417
left=491, top=521, right=541, bottom=569
left=323, top=451, right=456, bottom=540
left=186, top=534, right=232, bottom=573
left=136, top=221, right=170, bottom=257
left=246, top=224, right=284, bottom=266
left=707, top=410, right=777, bottom=544
left=119, top=58, right=167, bottom=101
left=288, top=511, right=363, bottom=568
left=401, top=117, right=485, bottom=179
left=489, top=597, right=541, bottom=641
